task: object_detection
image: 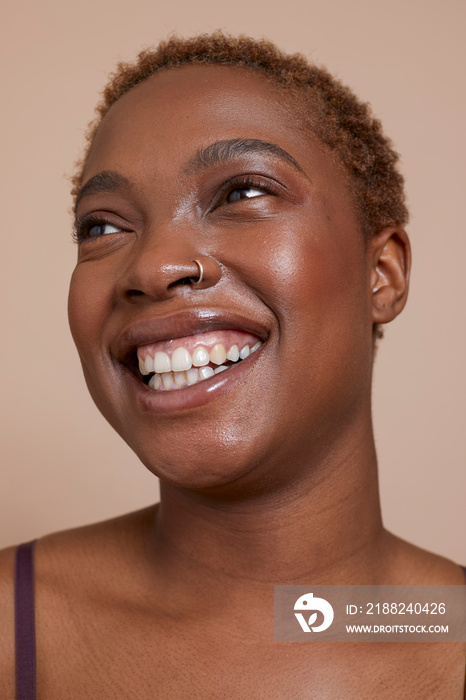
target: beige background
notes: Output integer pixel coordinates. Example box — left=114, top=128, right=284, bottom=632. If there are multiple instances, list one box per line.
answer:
left=1, top=0, right=464, bottom=562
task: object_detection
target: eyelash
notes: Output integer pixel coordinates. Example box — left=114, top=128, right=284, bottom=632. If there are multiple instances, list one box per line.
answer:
left=72, top=214, right=126, bottom=244
left=213, top=174, right=280, bottom=208
left=72, top=174, right=279, bottom=243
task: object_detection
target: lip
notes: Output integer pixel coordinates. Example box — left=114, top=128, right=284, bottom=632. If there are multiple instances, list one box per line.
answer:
left=113, top=308, right=269, bottom=365
left=111, top=308, right=269, bottom=414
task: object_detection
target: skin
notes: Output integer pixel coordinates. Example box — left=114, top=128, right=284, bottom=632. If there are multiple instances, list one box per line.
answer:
left=0, top=64, right=464, bottom=698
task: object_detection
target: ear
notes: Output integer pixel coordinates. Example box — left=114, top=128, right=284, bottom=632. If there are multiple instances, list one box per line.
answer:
left=370, top=227, right=411, bottom=324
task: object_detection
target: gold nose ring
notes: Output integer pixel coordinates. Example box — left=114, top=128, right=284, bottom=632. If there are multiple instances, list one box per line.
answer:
left=190, top=259, right=204, bottom=285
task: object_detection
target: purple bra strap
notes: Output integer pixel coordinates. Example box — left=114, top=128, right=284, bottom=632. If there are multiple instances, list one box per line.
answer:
left=15, top=541, right=37, bottom=700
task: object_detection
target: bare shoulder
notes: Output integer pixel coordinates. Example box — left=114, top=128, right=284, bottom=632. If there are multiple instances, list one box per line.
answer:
left=385, top=531, right=466, bottom=688
left=0, top=507, right=155, bottom=699
left=0, top=545, right=18, bottom=700
left=35, top=505, right=156, bottom=581
left=32, top=506, right=158, bottom=625
left=384, top=531, right=466, bottom=584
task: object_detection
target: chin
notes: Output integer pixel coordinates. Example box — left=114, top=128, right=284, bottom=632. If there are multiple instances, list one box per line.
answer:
left=134, top=434, right=265, bottom=495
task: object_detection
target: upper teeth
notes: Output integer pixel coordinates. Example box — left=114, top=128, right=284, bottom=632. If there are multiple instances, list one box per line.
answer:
left=139, top=341, right=261, bottom=376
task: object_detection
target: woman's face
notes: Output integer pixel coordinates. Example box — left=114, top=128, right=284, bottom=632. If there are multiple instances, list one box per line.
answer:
left=69, top=65, right=375, bottom=493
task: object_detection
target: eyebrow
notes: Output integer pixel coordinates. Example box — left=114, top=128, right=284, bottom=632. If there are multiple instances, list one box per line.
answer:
left=74, top=139, right=304, bottom=212
left=74, top=171, right=132, bottom=212
left=184, top=138, right=305, bottom=175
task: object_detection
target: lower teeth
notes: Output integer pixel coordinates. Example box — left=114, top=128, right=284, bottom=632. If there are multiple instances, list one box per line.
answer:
left=148, top=362, right=232, bottom=391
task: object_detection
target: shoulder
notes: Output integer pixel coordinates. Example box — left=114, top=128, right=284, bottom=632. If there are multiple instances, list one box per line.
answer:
left=20, top=506, right=157, bottom=623
left=0, top=545, right=19, bottom=699
left=385, top=533, right=466, bottom=673
left=33, top=505, right=156, bottom=588
left=384, top=531, right=466, bottom=584
left=0, top=507, right=156, bottom=698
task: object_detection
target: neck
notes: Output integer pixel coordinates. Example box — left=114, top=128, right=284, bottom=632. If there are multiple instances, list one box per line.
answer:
left=146, top=411, right=389, bottom=595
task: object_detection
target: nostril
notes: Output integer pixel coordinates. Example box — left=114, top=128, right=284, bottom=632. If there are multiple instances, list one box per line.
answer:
left=119, top=257, right=219, bottom=301
left=167, top=276, right=194, bottom=289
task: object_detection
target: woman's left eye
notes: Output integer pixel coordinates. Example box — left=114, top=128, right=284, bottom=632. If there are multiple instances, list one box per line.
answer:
left=225, top=186, right=266, bottom=203
left=87, top=222, right=121, bottom=238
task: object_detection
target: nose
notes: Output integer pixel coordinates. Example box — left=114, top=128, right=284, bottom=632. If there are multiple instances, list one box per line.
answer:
left=115, top=236, right=222, bottom=304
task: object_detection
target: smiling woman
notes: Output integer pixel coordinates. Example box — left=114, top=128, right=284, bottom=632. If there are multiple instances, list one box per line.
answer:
left=1, top=32, right=465, bottom=700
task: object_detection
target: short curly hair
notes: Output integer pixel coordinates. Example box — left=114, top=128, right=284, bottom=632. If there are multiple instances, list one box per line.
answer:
left=72, top=31, right=408, bottom=244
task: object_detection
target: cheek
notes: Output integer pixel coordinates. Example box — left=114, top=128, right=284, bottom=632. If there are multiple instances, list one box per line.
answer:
left=291, top=231, right=369, bottom=354
left=68, top=265, right=109, bottom=362
left=296, top=236, right=366, bottom=318
left=241, top=220, right=371, bottom=399
left=237, top=218, right=368, bottom=327
left=68, top=264, right=125, bottom=432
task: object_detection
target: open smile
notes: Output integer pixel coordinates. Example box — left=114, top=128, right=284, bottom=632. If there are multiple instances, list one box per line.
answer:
left=137, top=329, right=262, bottom=391
left=113, top=310, right=269, bottom=411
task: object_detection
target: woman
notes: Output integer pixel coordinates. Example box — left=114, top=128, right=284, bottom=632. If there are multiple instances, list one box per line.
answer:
left=1, top=33, right=465, bottom=698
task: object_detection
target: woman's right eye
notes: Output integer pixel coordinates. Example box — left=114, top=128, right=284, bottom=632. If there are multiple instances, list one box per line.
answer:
left=73, top=216, right=125, bottom=243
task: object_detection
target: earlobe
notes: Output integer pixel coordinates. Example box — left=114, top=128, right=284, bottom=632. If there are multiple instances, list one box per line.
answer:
left=370, top=227, right=411, bottom=325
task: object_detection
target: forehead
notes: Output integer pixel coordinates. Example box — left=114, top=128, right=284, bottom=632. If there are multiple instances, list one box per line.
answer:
left=81, top=64, right=359, bottom=234
left=84, top=65, right=323, bottom=179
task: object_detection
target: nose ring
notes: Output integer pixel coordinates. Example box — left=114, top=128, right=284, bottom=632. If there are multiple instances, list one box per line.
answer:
left=190, top=259, right=204, bottom=285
